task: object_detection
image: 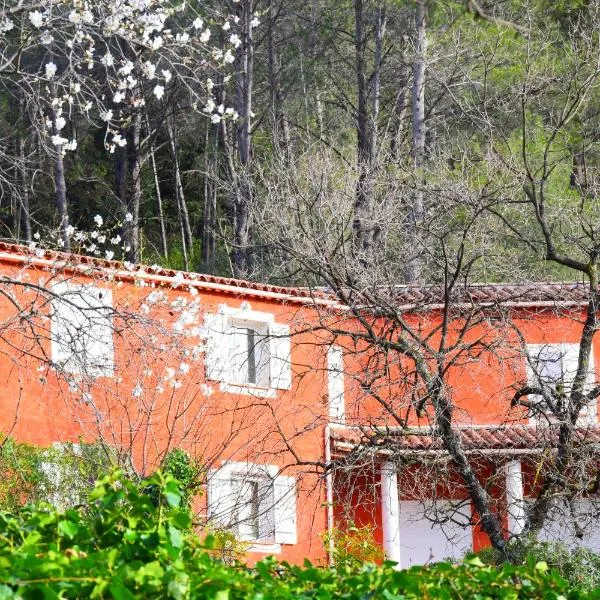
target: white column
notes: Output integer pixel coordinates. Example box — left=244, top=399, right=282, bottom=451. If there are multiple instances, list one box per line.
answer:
left=505, top=459, right=525, bottom=536
left=381, top=461, right=401, bottom=566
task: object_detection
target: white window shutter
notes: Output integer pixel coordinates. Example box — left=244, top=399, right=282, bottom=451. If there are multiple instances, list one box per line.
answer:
left=85, top=288, right=114, bottom=376
left=328, top=345, right=345, bottom=422
left=50, top=283, right=114, bottom=377
left=204, top=312, right=231, bottom=382
left=273, top=475, right=297, bottom=544
left=269, top=323, right=291, bottom=390
left=207, top=469, right=235, bottom=529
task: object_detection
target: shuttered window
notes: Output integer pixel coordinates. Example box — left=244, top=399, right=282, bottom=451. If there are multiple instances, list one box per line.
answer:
left=526, top=343, right=596, bottom=424
left=50, top=282, right=114, bottom=377
left=204, top=305, right=292, bottom=395
left=207, top=462, right=297, bottom=546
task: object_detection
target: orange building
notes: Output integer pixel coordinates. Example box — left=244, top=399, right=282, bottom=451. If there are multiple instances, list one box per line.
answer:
left=0, top=242, right=598, bottom=566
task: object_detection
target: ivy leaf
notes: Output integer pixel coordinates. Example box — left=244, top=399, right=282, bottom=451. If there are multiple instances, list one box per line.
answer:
left=109, top=581, right=137, bottom=600
left=58, top=519, right=79, bottom=539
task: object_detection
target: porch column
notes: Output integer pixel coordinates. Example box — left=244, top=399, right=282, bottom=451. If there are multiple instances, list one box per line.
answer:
left=381, top=461, right=401, bottom=566
left=505, top=459, right=525, bottom=536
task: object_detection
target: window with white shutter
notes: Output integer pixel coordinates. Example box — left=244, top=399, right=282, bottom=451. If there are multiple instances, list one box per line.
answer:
left=50, top=282, right=114, bottom=377
left=204, top=304, right=292, bottom=396
left=206, top=462, right=297, bottom=549
left=328, top=345, right=345, bottom=422
left=526, top=343, right=596, bottom=424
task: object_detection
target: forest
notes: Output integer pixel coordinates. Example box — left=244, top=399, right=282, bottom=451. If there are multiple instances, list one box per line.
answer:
left=1, top=0, right=598, bottom=286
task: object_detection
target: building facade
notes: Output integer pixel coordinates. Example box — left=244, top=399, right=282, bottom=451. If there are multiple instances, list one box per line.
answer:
left=0, top=243, right=599, bottom=567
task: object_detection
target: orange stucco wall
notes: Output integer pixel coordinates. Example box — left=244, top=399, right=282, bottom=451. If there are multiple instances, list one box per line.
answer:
left=0, top=249, right=597, bottom=563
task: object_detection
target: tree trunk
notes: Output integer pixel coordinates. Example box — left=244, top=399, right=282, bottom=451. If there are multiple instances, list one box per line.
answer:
left=128, top=113, right=142, bottom=263
left=167, top=118, right=193, bottom=258
left=232, top=0, right=255, bottom=278
left=267, top=0, right=290, bottom=156
left=148, top=127, right=168, bottom=260
left=202, top=123, right=218, bottom=273
left=18, top=135, right=31, bottom=244
left=352, top=0, right=379, bottom=262
left=51, top=109, right=70, bottom=252
left=404, top=0, right=427, bottom=284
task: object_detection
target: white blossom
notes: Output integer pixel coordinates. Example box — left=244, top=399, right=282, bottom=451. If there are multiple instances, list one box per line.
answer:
left=150, top=36, right=163, bottom=51
left=0, top=18, right=14, bottom=33
left=101, top=53, right=114, bottom=67
left=153, top=85, right=165, bottom=99
left=222, top=21, right=231, bottom=31
left=63, top=139, right=77, bottom=151
left=94, top=214, right=103, bottom=227
left=199, top=28, right=211, bottom=43
left=55, top=116, right=66, bottom=131
left=101, top=110, right=113, bottom=122
left=105, top=250, right=114, bottom=260
left=161, top=69, right=172, bottom=83
left=113, top=91, right=125, bottom=103
left=66, top=225, right=75, bottom=237
left=40, top=31, right=53, bottom=45
left=223, top=49, right=235, bottom=64
left=112, top=133, right=127, bottom=147
left=229, top=33, right=241, bottom=48
left=250, top=17, right=260, bottom=28
left=192, top=17, right=203, bottom=30
left=28, top=11, right=44, bottom=28
left=68, top=10, right=81, bottom=24
left=210, top=113, right=221, bottom=124
left=110, top=235, right=121, bottom=244
left=51, top=134, right=68, bottom=146
left=45, top=62, right=57, bottom=79
left=176, top=32, right=189, bottom=43
left=125, top=212, right=133, bottom=222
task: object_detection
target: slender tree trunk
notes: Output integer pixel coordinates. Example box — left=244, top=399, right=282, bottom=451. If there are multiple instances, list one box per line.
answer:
left=404, top=0, right=427, bottom=284
left=148, top=125, right=168, bottom=259
left=390, top=60, right=410, bottom=160
left=202, top=123, right=218, bottom=273
left=267, top=0, right=290, bottom=156
left=232, top=0, right=255, bottom=278
left=352, top=0, right=379, bottom=262
left=51, top=109, right=70, bottom=252
left=128, top=114, right=142, bottom=262
left=167, top=118, right=193, bottom=257
left=18, top=136, right=31, bottom=243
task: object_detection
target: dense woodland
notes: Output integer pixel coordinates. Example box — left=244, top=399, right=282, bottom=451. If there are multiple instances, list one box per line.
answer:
left=1, top=0, right=598, bottom=284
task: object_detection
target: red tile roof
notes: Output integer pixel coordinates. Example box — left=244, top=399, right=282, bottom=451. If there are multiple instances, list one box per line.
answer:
left=0, top=242, right=592, bottom=309
left=392, top=282, right=592, bottom=309
left=331, top=424, right=600, bottom=455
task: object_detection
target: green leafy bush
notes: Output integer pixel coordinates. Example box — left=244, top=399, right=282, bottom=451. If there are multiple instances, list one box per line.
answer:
left=478, top=538, right=600, bottom=593
left=0, top=471, right=594, bottom=598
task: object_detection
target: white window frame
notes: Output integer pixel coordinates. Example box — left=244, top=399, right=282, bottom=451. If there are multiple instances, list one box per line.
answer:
left=526, top=343, right=597, bottom=425
left=50, top=282, right=114, bottom=378
left=204, top=304, right=292, bottom=398
left=207, top=461, right=297, bottom=552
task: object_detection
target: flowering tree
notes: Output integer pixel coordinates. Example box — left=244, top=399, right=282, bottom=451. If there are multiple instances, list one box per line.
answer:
left=0, top=0, right=240, bottom=258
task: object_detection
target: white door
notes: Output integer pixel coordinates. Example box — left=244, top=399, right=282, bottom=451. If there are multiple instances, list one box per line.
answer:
left=399, top=500, right=472, bottom=566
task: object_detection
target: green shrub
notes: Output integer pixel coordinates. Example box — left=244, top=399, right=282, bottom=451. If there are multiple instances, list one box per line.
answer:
left=322, top=521, right=384, bottom=567
left=478, top=537, right=600, bottom=593
left=0, top=470, right=592, bottom=598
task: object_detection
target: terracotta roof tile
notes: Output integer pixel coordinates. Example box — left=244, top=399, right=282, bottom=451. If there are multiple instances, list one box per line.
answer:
left=332, top=425, right=600, bottom=454
left=0, top=242, right=593, bottom=308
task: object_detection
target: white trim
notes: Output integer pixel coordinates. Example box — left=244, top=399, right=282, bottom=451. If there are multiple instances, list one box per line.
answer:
left=219, top=382, right=276, bottom=398
left=381, top=461, right=401, bottom=567
left=505, top=460, right=525, bottom=536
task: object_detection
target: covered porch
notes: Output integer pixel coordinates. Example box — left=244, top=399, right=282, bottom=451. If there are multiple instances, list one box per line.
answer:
left=330, top=424, right=600, bottom=568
